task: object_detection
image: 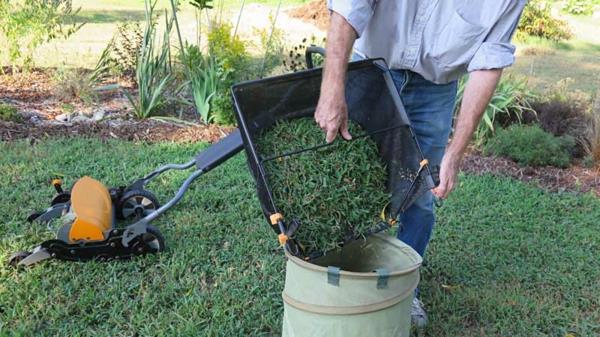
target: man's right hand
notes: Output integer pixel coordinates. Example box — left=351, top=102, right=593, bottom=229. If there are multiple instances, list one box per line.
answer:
left=315, top=11, right=358, bottom=143
left=315, top=87, right=352, bottom=143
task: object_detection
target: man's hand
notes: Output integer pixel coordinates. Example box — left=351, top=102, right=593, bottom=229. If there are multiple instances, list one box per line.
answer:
left=432, top=154, right=460, bottom=199
left=432, top=69, right=503, bottom=198
left=315, top=88, right=352, bottom=143
left=316, top=11, right=357, bottom=143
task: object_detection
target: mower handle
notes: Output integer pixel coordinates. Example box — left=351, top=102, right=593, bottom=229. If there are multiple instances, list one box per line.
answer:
left=305, top=46, right=326, bottom=69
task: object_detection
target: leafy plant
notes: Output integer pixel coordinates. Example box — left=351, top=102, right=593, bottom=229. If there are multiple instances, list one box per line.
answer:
left=529, top=102, right=591, bottom=158
left=88, top=38, right=117, bottom=85
left=211, top=89, right=235, bottom=125
left=208, top=22, right=249, bottom=81
left=256, top=118, right=389, bottom=254
left=53, top=68, right=96, bottom=104
left=561, top=0, right=600, bottom=16
left=0, top=0, right=83, bottom=71
left=180, top=44, right=220, bottom=123
left=517, top=0, right=573, bottom=41
left=187, top=0, right=214, bottom=50
left=0, top=103, right=21, bottom=122
left=283, top=36, right=326, bottom=72
left=522, top=79, right=593, bottom=158
left=125, top=0, right=174, bottom=119
left=586, top=100, right=600, bottom=167
left=455, top=74, right=536, bottom=146
left=484, top=124, right=575, bottom=168
left=111, top=22, right=144, bottom=80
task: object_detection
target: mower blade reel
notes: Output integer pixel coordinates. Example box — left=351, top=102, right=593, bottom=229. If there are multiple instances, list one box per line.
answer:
left=17, top=247, right=52, bottom=267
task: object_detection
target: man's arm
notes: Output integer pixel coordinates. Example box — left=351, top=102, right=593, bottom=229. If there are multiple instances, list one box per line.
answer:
left=315, top=12, right=357, bottom=143
left=432, top=69, right=502, bottom=199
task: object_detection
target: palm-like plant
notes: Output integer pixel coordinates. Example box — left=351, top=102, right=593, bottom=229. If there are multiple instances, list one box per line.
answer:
left=125, top=0, right=174, bottom=119
left=190, top=55, right=219, bottom=123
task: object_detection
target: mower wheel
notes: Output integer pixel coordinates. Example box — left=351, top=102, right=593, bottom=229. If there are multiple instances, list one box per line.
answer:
left=8, top=251, right=31, bottom=267
left=141, top=225, right=166, bottom=253
left=117, top=189, right=160, bottom=220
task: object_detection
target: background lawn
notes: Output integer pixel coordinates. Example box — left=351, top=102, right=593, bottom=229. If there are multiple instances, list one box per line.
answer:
left=0, top=138, right=598, bottom=336
left=29, top=0, right=319, bottom=69
left=15, top=0, right=597, bottom=97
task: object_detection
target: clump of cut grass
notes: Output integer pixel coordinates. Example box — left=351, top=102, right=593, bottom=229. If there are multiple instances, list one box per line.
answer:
left=256, top=118, right=389, bottom=254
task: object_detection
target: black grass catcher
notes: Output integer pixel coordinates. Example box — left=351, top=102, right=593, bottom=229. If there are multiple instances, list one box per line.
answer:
left=232, top=58, right=440, bottom=258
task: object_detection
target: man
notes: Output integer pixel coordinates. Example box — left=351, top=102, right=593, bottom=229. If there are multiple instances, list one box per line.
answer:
left=315, top=0, right=527, bottom=327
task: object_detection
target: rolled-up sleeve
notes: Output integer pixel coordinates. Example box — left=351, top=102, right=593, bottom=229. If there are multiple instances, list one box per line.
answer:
left=327, top=0, right=378, bottom=37
left=468, top=1, right=526, bottom=72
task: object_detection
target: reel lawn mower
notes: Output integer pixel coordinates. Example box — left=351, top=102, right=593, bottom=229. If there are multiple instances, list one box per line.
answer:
left=8, top=52, right=440, bottom=267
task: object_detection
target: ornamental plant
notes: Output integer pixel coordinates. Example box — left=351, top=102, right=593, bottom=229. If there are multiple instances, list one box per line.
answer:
left=256, top=118, right=389, bottom=254
left=484, top=124, right=575, bottom=168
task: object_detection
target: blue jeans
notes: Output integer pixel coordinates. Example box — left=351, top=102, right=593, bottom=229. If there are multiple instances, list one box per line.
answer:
left=390, top=69, right=457, bottom=258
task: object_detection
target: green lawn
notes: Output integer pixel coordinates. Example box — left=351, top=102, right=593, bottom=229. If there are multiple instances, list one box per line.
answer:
left=0, top=138, right=598, bottom=336
left=510, top=38, right=600, bottom=95
left=23, top=0, right=313, bottom=69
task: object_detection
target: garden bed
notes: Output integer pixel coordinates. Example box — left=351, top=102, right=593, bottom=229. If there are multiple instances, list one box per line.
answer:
left=0, top=120, right=232, bottom=144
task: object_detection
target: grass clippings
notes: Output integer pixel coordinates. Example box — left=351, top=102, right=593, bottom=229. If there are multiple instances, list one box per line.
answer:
left=256, top=117, right=389, bottom=254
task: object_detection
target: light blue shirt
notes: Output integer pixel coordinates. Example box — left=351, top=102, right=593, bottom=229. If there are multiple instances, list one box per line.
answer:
left=328, top=0, right=527, bottom=84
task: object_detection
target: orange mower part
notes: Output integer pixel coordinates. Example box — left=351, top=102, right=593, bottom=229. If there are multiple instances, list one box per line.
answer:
left=69, top=176, right=113, bottom=242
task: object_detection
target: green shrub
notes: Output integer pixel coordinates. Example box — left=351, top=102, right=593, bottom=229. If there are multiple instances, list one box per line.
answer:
left=0, top=103, right=21, bottom=123
left=587, top=103, right=600, bottom=167
left=211, top=89, right=236, bottom=126
left=256, top=118, right=389, bottom=254
left=110, top=22, right=144, bottom=80
left=177, top=43, right=223, bottom=124
left=0, top=0, right=83, bottom=71
left=562, top=0, right=600, bottom=16
left=456, top=74, right=536, bottom=146
left=207, top=22, right=249, bottom=82
left=484, top=124, right=575, bottom=168
left=125, top=0, right=174, bottom=119
left=529, top=100, right=591, bottom=158
left=524, top=79, right=593, bottom=158
left=517, top=0, right=572, bottom=41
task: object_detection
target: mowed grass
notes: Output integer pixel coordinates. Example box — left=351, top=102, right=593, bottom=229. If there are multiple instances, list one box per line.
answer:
left=0, top=138, right=598, bottom=337
left=25, top=0, right=311, bottom=69
left=510, top=38, right=600, bottom=95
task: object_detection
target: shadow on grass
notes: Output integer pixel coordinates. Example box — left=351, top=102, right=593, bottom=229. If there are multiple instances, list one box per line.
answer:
left=73, top=10, right=146, bottom=24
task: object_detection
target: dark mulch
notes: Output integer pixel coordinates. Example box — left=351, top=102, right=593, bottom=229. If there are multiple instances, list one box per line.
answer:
left=462, top=151, right=600, bottom=196
left=0, top=68, right=54, bottom=101
left=0, top=120, right=233, bottom=144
